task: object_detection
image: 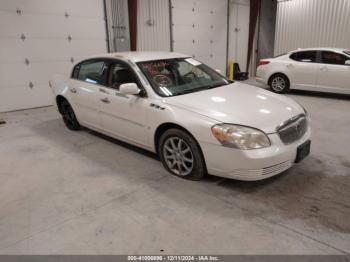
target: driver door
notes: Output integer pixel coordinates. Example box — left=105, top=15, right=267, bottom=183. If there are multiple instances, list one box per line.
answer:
left=99, top=60, right=150, bottom=148
left=288, top=51, right=318, bottom=90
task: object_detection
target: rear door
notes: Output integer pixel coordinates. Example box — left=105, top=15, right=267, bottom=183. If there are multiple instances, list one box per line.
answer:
left=316, top=51, right=350, bottom=94
left=287, top=51, right=318, bottom=90
left=69, top=59, right=107, bottom=128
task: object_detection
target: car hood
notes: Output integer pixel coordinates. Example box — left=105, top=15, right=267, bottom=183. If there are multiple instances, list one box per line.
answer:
left=164, top=82, right=304, bottom=133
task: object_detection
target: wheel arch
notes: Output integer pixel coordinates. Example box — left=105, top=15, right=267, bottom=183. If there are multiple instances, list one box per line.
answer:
left=154, top=122, right=208, bottom=172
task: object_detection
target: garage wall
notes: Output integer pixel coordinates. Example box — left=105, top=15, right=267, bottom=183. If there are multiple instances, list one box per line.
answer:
left=137, top=0, right=171, bottom=51
left=171, top=0, right=228, bottom=73
left=274, top=0, right=350, bottom=56
left=0, top=0, right=107, bottom=112
left=228, top=0, right=250, bottom=72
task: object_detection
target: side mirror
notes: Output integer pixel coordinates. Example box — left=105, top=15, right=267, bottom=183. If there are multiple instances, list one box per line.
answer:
left=119, top=83, right=140, bottom=95
left=345, top=60, right=350, bottom=66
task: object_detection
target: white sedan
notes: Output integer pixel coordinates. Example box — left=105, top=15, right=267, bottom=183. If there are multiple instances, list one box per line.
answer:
left=51, top=52, right=311, bottom=181
left=257, top=48, right=350, bottom=94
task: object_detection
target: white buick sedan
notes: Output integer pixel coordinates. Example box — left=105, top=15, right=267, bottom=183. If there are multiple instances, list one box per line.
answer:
left=257, top=48, right=350, bottom=94
left=51, top=52, right=311, bottom=181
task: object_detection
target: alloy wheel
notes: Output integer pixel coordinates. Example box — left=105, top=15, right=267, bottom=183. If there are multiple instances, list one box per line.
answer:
left=271, top=77, right=286, bottom=92
left=163, top=137, right=194, bottom=176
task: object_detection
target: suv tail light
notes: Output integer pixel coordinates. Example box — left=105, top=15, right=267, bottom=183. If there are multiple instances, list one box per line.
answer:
left=259, top=60, right=270, bottom=66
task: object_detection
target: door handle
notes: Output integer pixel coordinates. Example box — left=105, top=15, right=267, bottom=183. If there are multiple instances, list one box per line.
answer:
left=70, top=88, right=77, bottom=93
left=320, top=66, right=328, bottom=72
left=100, top=97, right=111, bottom=104
left=99, top=88, right=110, bottom=94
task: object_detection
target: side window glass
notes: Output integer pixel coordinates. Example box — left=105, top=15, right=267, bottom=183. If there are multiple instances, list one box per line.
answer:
left=290, top=51, right=316, bottom=63
left=108, top=63, right=137, bottom=90
left=71, top=64, right=80, bottom=79
left=78, top=61, right=105, bottom=85
left=321, top=51, right=347, bottom=65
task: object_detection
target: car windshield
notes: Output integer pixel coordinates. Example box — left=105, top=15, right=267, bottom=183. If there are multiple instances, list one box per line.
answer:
left=137, top=58, right=230, bottom=97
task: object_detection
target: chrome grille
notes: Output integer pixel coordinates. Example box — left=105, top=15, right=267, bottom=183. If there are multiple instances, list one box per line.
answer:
left=277, top=115, right=308, bottom=144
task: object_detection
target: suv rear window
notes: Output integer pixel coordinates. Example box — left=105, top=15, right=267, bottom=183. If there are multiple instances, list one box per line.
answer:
left=290, top=51, right=317, bottom=63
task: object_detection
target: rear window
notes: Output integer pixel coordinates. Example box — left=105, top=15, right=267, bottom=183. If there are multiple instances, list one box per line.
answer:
left=290, top=51, right=317, bottom=63
left=321, top=51, right=348, bottom=65
left=78, top=61, right=106, bottom=85
left=72, top=64, right=80, bottom=79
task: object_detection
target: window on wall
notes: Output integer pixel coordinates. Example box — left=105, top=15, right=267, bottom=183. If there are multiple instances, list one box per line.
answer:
left=78, top=60, right=106, bottom=85
left=290, top=51, right=317, bottom=63
left=321, top=51, right=348, bottom=65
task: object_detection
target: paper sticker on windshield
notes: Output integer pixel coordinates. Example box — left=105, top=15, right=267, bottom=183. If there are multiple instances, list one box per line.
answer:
left=185, top=58, right=202, bottom=66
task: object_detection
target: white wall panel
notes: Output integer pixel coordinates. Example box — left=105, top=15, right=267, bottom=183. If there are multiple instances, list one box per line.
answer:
left=137, top=0, right=171, bottom=51
left=228, top=0, right=249, bottom=71
left=171, top=0, right=228, bottom=73
left=0, top=0, right=107, bottom=112
left=274, top=0, right=350, bottom=56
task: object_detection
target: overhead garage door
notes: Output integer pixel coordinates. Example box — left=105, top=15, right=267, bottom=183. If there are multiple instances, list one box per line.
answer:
left=228, top=0, right=249, bottom=72
left=0, top=0, right=107, bottom=112
left=171, top=0, right=228, bottom=74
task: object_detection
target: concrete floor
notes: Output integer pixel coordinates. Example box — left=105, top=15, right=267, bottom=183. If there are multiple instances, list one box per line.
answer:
left=0, top=85, right=350, bottom=254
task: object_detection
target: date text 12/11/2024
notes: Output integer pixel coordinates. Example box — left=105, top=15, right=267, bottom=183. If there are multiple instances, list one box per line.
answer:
left=127, top=255, right=220, bottom=261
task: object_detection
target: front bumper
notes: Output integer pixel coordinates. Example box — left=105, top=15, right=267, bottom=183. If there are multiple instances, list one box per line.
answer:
left=200, top=128, right=311, bottom=181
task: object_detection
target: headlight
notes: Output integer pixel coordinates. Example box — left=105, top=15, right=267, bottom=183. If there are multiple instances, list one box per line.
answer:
left=211, top=124, right=271, bottom=150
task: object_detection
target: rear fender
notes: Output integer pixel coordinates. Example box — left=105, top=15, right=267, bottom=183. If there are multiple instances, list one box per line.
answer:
left=50, top=74, right=68, bottom=96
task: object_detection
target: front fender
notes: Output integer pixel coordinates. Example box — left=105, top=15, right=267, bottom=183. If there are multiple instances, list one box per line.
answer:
left=148, top=101, right=220, bottom=152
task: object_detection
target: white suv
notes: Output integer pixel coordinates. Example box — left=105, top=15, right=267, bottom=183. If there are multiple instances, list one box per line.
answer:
left=256, top=48, right=350, bottom=94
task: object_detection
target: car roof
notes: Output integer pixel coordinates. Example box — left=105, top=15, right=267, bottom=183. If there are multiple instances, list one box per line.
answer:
left=84, top=51, right=190, bottom=63
left=290, top=47, right=348, bottom=53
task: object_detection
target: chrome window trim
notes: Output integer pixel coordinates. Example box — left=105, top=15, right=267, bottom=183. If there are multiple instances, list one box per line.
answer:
left=70, top=57, right=148, bottom=98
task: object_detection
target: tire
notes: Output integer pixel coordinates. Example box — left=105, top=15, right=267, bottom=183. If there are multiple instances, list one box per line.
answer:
left=269, top=74, right=290, bottom=94
left=158, top=128, right=206, bottom=181
left=60, top=100, right=81, bottom=130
